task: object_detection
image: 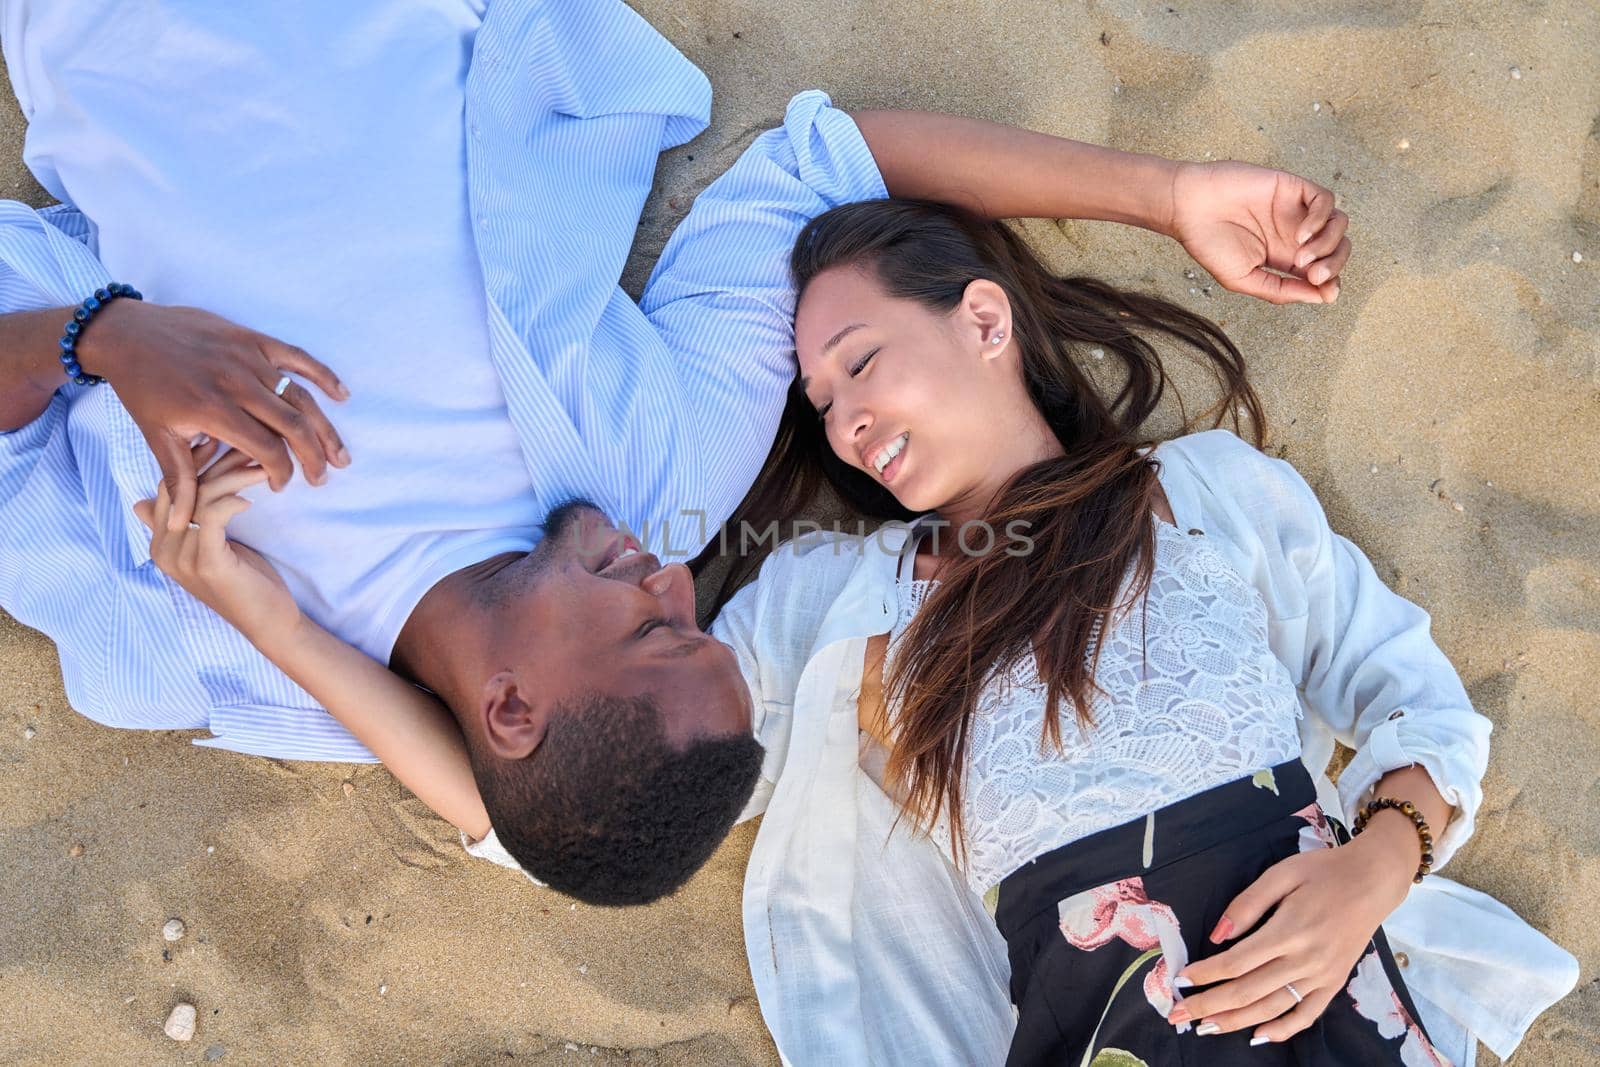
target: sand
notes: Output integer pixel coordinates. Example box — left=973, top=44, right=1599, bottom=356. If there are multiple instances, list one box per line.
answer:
left=2, top=1, right=1598, bottom=1063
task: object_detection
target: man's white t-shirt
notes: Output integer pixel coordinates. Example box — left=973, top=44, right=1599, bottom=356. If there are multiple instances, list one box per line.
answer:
left=10, top=0, right=536, bottom=659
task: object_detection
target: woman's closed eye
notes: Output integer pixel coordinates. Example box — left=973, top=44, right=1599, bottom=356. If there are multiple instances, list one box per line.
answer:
left=815, top=348, right=879, bottom=420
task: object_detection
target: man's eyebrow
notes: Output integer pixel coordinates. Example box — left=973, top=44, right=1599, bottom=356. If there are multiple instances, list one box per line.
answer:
left=658, top=635, right=713, bottom=659
left=799, top=322, right=868, bottom=395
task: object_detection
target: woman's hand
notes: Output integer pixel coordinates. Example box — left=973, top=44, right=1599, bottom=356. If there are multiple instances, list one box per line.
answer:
left=1166, top=818, right=1417, bottom=1044
left=132, top=440, right=304, bottom=650
left=1168, top=161, right=1351, bottom=305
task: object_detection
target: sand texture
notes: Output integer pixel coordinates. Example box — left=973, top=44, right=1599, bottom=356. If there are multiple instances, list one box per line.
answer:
left=3, top=1, right=1598, bottom=1063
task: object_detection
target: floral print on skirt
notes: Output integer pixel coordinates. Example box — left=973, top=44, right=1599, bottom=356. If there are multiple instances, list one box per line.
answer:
left=995, top=760, right=1450, bottom=1066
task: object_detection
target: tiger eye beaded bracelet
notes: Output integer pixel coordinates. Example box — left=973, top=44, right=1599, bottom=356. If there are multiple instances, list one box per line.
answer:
left=1352, top=796, right=1434, bottom=883
left=59, top=282, right=143, bottom=386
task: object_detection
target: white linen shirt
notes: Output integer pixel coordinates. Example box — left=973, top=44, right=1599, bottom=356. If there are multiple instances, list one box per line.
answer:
left=711, top=429, right=1577, bottom=1066
left=0, top=0, right=888, bottom=760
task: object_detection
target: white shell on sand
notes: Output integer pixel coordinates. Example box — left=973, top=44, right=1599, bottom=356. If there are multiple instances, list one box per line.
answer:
left=162, top=918, right=186, bottom=942
left=163, top=1003, right=197, bottom=1042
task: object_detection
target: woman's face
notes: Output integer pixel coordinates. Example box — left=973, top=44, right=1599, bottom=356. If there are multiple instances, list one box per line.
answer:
left=794, top=264, right=1059, bottom=521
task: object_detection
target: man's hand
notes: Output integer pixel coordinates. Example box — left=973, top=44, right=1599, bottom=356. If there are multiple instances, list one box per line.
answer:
left=133, top=440, right=305, bottom=649
left=78, top=300, right=351, bottom=530
left=1167, top=161, right=1351, bottom=305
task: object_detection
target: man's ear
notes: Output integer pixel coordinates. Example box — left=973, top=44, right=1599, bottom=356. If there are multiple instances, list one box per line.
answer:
left=480, top=670, right=549, bottom=760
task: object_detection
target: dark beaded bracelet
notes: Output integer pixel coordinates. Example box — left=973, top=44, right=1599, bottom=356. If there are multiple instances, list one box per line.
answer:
left=59, top=282, right=142, bottom=386
left=1352, top=796, right=1435, bottom=884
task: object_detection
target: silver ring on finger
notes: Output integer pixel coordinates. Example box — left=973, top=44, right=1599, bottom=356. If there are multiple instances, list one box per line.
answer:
left=1284, top=983, right=1304, bottom=1005
left=273, top=374, right=293, bottom=397
left=187, top=522, right=202, bottom=531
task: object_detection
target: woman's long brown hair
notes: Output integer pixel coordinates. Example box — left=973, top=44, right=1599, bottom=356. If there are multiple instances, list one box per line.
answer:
left=694, top=199, right=1265, bottom=860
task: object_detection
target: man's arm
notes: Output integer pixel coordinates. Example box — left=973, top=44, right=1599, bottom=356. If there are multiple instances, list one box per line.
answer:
left=0, top=306, right=74, bottom=431
left=0, top=201, right=351, bottom=526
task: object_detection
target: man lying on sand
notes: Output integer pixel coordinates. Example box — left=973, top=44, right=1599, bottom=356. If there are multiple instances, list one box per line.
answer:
left=2, top=0, right=1345, bottom=886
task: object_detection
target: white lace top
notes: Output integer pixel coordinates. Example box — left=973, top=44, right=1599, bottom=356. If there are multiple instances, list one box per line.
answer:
left=881, top=520, right=1304, bottom=896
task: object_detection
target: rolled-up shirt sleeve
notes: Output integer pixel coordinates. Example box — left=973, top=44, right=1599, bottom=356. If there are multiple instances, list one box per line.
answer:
left=0, top=201, right=208, bottom=730
left=640, top=90, right=888, bottom=531
left=1244, top=443, right=1491, bottom=869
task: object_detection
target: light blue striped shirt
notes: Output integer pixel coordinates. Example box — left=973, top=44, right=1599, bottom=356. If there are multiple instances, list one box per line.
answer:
left=0, top=0, right=887, bottom=761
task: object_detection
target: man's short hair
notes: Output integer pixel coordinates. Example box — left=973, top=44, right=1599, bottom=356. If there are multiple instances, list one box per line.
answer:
left=474, top=693, right=764, bottom=906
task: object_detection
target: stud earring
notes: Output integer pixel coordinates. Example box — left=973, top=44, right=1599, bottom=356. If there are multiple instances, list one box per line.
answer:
left=992, top=331, right=1006, bottom=345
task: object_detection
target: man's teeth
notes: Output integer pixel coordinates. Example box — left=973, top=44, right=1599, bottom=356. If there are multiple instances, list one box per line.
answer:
left=873, top=433, right=909, bottom=474
left=615, top=547, right=639, bottom=562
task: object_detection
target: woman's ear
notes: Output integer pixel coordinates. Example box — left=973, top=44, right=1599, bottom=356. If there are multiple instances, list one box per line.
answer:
left=960, top=278, right=1014, bottom=357
left=480, top=670, right=549, bottom=760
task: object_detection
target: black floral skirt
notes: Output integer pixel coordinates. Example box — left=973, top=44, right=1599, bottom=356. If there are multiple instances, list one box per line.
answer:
left=994, top=760, right=1450, bottom=1066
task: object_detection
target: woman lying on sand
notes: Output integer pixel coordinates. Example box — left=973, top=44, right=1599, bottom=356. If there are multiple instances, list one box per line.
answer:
left=129, top=105, right=1572, bottom=1065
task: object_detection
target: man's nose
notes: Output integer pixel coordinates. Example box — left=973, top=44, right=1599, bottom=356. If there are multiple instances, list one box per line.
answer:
left=640, top=563, right=699, bottom=629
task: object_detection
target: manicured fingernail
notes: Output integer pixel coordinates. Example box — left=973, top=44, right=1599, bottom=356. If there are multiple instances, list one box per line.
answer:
left=1329, top=280, right=1341, bottom=302
left=1196, top=1022, right=1221, bottom=1036
left=337, top=382, right=351, bottom=400
left=1294, top=250, right=1311, bottom=269
left=1310, top=266, right=1327, bottom=285
left=1250, top=1036, right=1271, bottom=1047
left=1173, top=976, right=1194, bottom=989
left=1168, top=1007, right=1191, bottom=1025
left=1297, top=229, right=1312, bottom=244
left=1209, top=917, right=1234, bottom=943
left=336, top=446, right=351, bottom=466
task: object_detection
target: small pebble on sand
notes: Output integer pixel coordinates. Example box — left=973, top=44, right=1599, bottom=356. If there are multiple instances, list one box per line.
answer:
left=23, top=726, right=35, bottom=739
left=163, top=1003, right=197, bottom=1042
left=578, top=964, right=589, bottom=975
left=162, top=918, right=186, bottom=942
left=1091, top=348, right=1105, bottom=360
left=342, top=781, right=355, bottom=797
left=1573, top=251, right=1584, bottom=263
left=1509, top=66, right=1522, bottom=79
left=1370, top=465, right=1379, bottom=474
left=204, top=1044, right=226, bottom=1062
left=1312, top=101, right=1321, bottom=112
left=68, top=843, right=85, bottom=858
left=1397, top=138, right=1411, bottom=151
left=1451, top=501, right=1465, bottom=513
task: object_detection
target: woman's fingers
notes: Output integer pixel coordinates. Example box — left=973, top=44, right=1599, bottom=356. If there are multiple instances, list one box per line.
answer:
left=153, top=479, right=173, bottom=535
left=198, top=445, right=261, bottom=483
left=1307, top=236, right=1352, bottom=288
left=1212, top=857, right=1302, bottom=944
left=196, top=465, right=269, bottom=507
left=1294, top=209, right=1348, bottom=272
left=1173, top=955, right=1303, bottom=1028
left=1249, top=988, right=1337, bottom=1045
left=1229, top=267, right=1328, bottom=306
left=1294, top=181, right=1336, bottom=245
left=196, top=495, right=253, bottom=562
left=151, top=430, right=199, bottom=532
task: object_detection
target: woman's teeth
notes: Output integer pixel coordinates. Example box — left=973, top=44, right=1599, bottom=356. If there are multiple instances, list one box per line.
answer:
left=873, top=432, right=909, bottom=474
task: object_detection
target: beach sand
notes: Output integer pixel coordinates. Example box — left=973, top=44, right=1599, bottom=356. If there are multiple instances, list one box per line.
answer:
left=3, top=1, right=1597, bottom=1062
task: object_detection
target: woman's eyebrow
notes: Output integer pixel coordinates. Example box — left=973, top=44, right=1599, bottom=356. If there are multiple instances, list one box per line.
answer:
left=799, top=322, right=869, bottom=394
